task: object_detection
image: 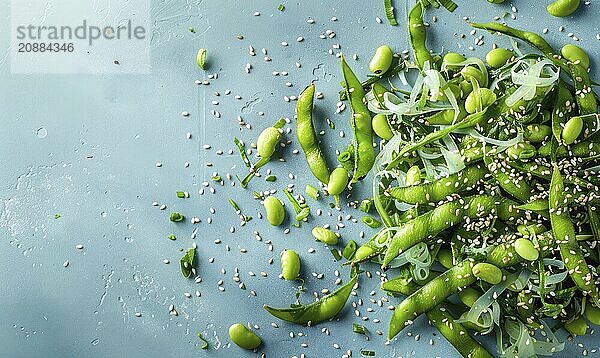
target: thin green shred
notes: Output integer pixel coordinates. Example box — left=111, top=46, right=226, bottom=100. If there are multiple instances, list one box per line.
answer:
left=384, top=0, right=398, bottom=26
left=197, top=333, right=209, bottom=349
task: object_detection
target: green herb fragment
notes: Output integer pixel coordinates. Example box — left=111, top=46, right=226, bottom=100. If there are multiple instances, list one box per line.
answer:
left=305, top=184, right=320, bottom=200
left=234, top=137, right=252, bottom=168
left=277, top=4, right=285, bottom=11
left=253, top=191, right=264, bottom=200
left=170, top=212, right=185, bottom=222
left=359, top=199, right=372, bottom=213
left=361, top=350, right=375, bottom=357
left=331, top=249, right=343, bottom=261
left=54, top=213, right=61, bottom=219
left=362, top=216, right=382, bottom=228
left=180, top=248, right=196, bottom=278
left=197, top=333, right=209, bottom=349
left=229, top=199, right=241, bottom=213
left=188, top=27, right=195, bottom=33
left=352, top=323, right=368, bottom=335
left=437, top=0, right=458, bottom=12
left=283, top=188, right=310, bottom=226
left=329, top=202, right=336, bottom=209
left=196, top=48, right=207, bottom=70
left=176, top=191, right=186, bottom=198
left=211, top=175, right=221, bottom=182
left=265, top=175, right=277, bottom=182
left=168, top=234, right=177, bottom=241
left=384, top=0, right=398, bottom=26
left=343, top=240, right=358, bottom=260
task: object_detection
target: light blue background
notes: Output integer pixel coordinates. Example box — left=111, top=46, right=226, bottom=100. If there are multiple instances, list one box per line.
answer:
left=1, top=1, right=599, bottom=357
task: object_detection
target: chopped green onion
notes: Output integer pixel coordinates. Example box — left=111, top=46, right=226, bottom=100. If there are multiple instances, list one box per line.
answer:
left=331, top=249, right=343, bottom=261
left=234, top=137, right=252, bottom=168
left=265, top=175, right=277, bottom=182
left=353, top=323, right=368, bottom=335
left=229, top=199, right=241, bottom=213
left=277, top=4, right=285, bottom=11
left=176, top=191, right=186, bottom=198
left=361, top=350, right=375, bottom=357
left=196, top=48, right=207, bottom=70
left=305, top=184, right=320, bottom=200
left=362, top=216, right=382, bottom=228
left=383, top=0, right=398, bottom=26
left=180, top=248, right=196, bottom=278
left=168, top=234, right=176, bottom=241
left=197, top=333, right=209, bottom=349
left=54, top=213, right=61, bottom=219
left=359, top=199, right=372, bottom=213
left=438, top=0, right=458, bottom=12
left=170, top=212, right=185, bottom=222
left=188, top=27, right=195, bottom=33
left=211, top=175, right=221, bottom=182
left=253, top=191, right=264, bottom=200
left=343, top=240, right=358, bottom=260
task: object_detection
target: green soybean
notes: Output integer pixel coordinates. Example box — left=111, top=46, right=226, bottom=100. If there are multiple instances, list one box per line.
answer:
left=585, top=305, right=600, bottom=326
left=524, top=124, right=551, bottom=143
left=281, top=249, right=301, bottom=280
left=257, top=127, right=282, bottom=158
left=564, top=316, right=588, bottom=336
left=458, top=287, right=482, bottom=307
left=472, top=263, right=502, bottom=284
left=327, top=167, right=349, bottom=196
left=405, top=165, right=422, bottom=186
left=264, top=196, right=285, bottom=226
left=562, top=115, right=584, bottom=145
left=465, top=88, right=497, bottom=113
left=547, top=0, right=580, bottom=17
left=312, top=227, right=339, bottom=245
left=372, top=114, right=394, bottom=140
left=437, top=249, right=453, bottom=269
left=460, top=66, right=486, bottom=86
left=369, top=45, right=394, bottom=74
left=443, top=52, right=466, bottom=66
left=561, top=44, right=590, bottom=69
left=514, top=238, right=539, bottom=261
left=296, top=83, right=331, bottom=184
left=505, top=142, right=536, bottom=160
left=485, top=48, right=513, bottom=69
left=228, top=323, right=262, bottom=350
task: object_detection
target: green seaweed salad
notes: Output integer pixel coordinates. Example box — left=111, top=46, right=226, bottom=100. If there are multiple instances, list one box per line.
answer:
left=229, top=1, right=600, bottom=357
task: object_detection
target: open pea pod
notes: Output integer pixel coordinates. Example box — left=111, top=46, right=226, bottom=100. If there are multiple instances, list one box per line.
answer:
left=263, top=275, right=357, bottom=325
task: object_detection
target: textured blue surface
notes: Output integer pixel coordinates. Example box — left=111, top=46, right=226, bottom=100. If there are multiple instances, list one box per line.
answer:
left=1, top=1, right=600, bottom=357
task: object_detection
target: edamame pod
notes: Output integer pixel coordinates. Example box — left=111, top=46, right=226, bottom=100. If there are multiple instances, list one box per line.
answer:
left=264, top=274, right=357, bottom=325
left=341, top=56, right=376, bottom=182
left=549, top=165, right=599, bottom=303
left=296, top=83, right=331, bottom=184
left=388, top=165, right=486, bottom=204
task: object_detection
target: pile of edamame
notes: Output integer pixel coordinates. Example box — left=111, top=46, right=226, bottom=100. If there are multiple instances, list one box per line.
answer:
left=227, top=1, right=600, bottom=356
